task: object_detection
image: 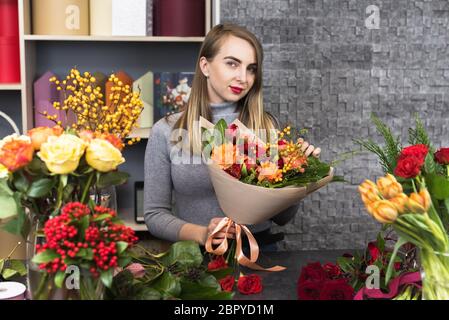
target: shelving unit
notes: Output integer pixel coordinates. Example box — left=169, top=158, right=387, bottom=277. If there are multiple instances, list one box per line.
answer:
left=0, top=0, right=220, bottom=231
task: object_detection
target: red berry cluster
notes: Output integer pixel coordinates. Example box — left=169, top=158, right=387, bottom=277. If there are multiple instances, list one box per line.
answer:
left=36, top=202, right=138, bottom=276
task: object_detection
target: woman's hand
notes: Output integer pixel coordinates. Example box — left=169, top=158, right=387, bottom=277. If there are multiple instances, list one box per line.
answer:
left=206, top=217, right=236, bottom=245
left=298, top=138, right=321, bottom=158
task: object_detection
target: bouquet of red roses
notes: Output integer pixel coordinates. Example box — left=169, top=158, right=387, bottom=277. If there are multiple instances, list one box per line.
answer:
left=31, top=202, right=138, bottom=300
left=297, top=262, right=354, bottom=300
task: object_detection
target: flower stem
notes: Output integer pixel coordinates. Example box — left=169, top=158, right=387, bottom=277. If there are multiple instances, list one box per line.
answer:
left=80, top=171, right=95, bottom=204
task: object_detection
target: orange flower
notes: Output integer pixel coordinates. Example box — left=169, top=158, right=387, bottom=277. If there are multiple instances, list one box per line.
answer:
left=376, top=174, right=403, bottom=199
left=0, top=135, right=34, bottom=172
left=370, top=200, right=398, bottom=224
left=389, top=193, right=409, bottom=214
left=358, top=179, right=381, bottom=205
left=257, top=161, right=283, bottom=182
left=211, top=143, right=236, bottom=169
left=407, top=189, right=432, bottom=214
left=27, top=126, right=63, bottom=150
left=78, top=129, right=95, bottom=143
left=98, top=133, right=124, bottom=151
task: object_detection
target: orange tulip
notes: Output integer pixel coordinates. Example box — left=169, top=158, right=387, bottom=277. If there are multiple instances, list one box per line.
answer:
left=27, top=126, right=63, bottom=150
left=370, top=200, right=398, bottom=224
left=407, top=189, right=432, bottom=214
left=376, top=173, right=403, bottom=199
left=389, top=193, right=408, bottom=214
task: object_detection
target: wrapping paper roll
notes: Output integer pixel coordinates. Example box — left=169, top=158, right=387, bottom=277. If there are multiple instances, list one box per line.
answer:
left=0, top=282, right=26, bottom=300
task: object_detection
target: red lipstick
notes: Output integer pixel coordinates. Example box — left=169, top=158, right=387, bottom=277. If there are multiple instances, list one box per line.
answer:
left=230, top=86, right=243, bottom=94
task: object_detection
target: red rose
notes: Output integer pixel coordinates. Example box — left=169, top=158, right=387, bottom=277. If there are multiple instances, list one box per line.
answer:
left=394, top=156, right=424, bottom=179
left=434, top=148, right=449, bottom=165
left=207, top=255, right=228, bottom=271
left=237, top=274, right=263, bottom=295
left=367, top=242, right=381, bottom=264
left=399, top=144, right=429, bottom=162
left=297, top=280, right=323, bottom=300
left=219, top=275, right=235, bottom=292
left=298, top=262, right=327, bottom=284
left=323, top=263, right=341, bottom=279
left=319, top=279, right=354, bottom=300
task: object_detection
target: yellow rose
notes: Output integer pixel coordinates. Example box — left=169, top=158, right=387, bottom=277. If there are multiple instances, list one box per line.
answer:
left=86, top=138, right=125, bottom=172
left=37, top=134, right=86, bottom=174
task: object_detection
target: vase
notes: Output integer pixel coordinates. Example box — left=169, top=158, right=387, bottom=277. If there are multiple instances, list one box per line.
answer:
left=420, top=249, right=449, bottom=300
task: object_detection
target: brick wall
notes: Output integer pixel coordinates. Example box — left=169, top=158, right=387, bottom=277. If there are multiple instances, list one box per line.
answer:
left=221, top=0, right=449, bottom=250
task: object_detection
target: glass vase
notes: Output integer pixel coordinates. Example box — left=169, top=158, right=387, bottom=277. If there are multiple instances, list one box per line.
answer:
left=420, top=249, right=449, bottom=300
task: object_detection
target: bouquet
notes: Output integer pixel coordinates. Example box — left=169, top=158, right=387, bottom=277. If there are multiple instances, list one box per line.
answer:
left=0, top=68, right=144, bottom=239
left=200, top=117, right=340, bottom=271
left=356, top=114, right=449, bottom=300
left=31, top=202, right=138, bottom=300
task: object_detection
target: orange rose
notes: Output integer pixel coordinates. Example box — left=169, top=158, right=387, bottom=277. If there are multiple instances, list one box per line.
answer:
left=78, top=130, right=95, bottom=143
left=27, top=126, right=63, bottom=150
left=97, top=133, right=124, bottom=151
left=0, top=135, right=34, bottom=172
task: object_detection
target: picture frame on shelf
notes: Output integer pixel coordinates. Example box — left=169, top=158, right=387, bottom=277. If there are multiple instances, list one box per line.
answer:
left=134, top=181, right=145, bottom=223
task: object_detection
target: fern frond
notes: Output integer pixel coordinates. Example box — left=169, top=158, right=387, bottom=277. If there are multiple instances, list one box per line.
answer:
left=408, top=113, right=434, bottom=153
left=371, top=114, right=402, bottom=168
left=353, top=138, right=392, bottom=173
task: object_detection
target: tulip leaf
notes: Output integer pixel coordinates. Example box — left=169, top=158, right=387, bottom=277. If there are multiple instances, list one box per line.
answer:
left=97, top=171, right=129, bottom=189
left=425, top=173, right=449, bottom=200
left=385, top=236, right=408, bottom=285
left=27, top=178, right=54, bottom=198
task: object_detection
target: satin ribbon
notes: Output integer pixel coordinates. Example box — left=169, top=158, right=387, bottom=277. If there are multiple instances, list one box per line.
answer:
left=205, top=217, right=286, bottom=272
left=354, top=272, right=421, bottom=300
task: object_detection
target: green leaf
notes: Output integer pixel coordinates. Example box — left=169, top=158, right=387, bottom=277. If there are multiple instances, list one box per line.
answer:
left=1, top=193, right=30, bottom=238
left=32, top=250, right=59, bottom=264
left=97, top=172, right=129, bottom=189
left=152, top=272, right=182, bottom=299
left=60, top=174, right=68, bottom=188
left=27, top=178, right=54, bottom=198
left=180, top=274, right=233, bottom=300
left=241, top=163, right=247, bottom=178
left=54, top=271, right=66, bottom=288
left=100, top=268, right=114, bottom=288
left=425, top=173, right=449, bottom=200
left=117, top=256, right=132, bottom=268
left=0, top=179, right=13, bottom=196
left=135, top=287, right=162, bottom=300
left=424, top=153, right=436, bottom=175
left=92, top=214, right=112, bottom=222
left=12, top=171, right=29, bottom=193
left=160, top=241, right=203, bottom=269
left=2, top=268, right=18, bottom=279
left=336, top=256, right=354, bottom=273
left=214, top=119, right=228, bottom=144
left=385, top=237, right=408, bottom=285
left=0, top=193, right=18, bottom=220
left=0, top=259, right=4, bottom=273
left=75, top=248, right=94, bottom=260
left=78, top=214, right=90, bottom=239
left=116, top=241, right=128, bottom=255
left=376, top=232, right=385, bottom=252
left=208, top=267, right=234, bottom=281
left=9, top=260, right=27, bottom=276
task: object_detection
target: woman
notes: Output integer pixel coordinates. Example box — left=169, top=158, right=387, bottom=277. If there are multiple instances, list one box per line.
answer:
left=144, top=23, right=319, bottom=251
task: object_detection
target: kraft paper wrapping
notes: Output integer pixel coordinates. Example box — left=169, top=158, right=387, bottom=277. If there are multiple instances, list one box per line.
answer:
left=200, top=116, right=334, bottom=225
left=0, top=226, right=26, bottom=260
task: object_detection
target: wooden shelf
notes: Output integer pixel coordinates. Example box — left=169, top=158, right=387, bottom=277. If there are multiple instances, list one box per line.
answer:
left=0, top=83, right=22, bottom=91
left=24, top=35, right=205, bottom=43
left=128, top=127, right=151, bottom=139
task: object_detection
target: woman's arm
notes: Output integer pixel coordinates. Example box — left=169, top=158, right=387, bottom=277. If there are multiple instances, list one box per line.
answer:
left=144, top=120, right=193, bottom=242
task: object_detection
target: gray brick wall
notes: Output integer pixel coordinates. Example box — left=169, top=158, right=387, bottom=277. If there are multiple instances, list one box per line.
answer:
left=221, top=0, right=449, bottom=250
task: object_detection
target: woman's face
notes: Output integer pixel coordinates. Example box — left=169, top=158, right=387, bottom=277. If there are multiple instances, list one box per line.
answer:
left=200, top=35, right=258, bottom=104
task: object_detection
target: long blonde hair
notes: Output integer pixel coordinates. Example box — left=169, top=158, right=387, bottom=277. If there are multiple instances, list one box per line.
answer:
left=172, top=23, right=277, bottom=153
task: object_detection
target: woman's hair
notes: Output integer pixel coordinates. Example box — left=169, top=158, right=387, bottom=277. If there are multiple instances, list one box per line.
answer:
left=172, top=23, right=277, bottom=153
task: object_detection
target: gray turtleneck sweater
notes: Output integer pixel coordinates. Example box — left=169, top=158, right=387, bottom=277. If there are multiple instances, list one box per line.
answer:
left=143, top=102, right=298, bottom=242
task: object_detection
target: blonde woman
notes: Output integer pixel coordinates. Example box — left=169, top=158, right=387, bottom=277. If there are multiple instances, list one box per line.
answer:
left=144, top=24, right=319, bottom=252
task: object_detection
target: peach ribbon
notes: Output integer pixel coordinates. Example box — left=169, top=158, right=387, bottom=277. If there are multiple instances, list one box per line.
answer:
left=205, top=217, right=286, bottom=272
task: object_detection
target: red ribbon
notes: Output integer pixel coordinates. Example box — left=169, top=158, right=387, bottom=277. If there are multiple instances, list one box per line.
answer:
left=354, top=272, right=422, bottom=300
